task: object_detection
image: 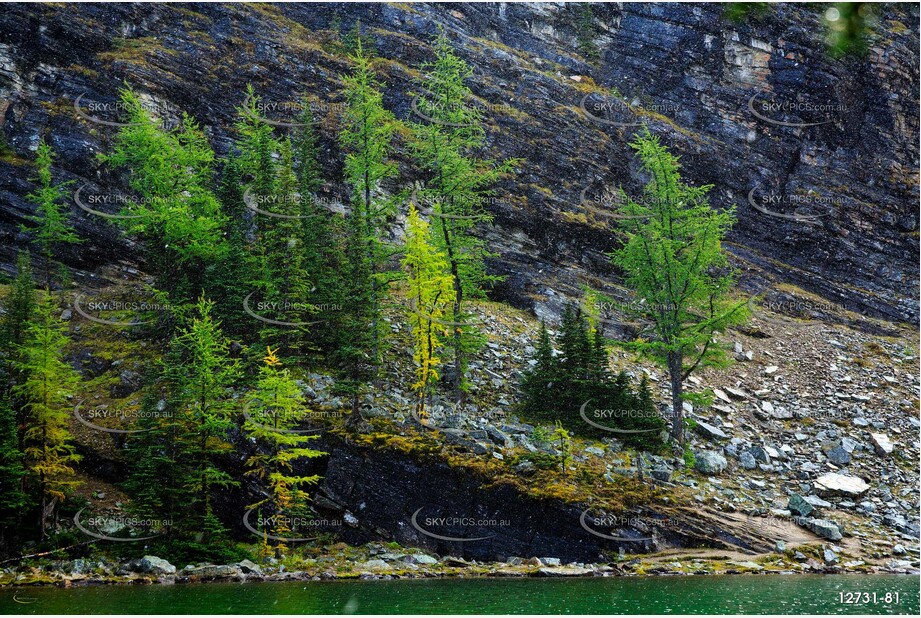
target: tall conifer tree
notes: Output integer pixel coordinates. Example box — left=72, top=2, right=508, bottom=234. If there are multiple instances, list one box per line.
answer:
left=13, top=293, right=81, bottom=538
left=244, top=347, right=325, bottom=555
left=402, top=206, right=456, bottom=417
left=24, top=139, right=81, bottom=290
left=339, top=36, right=398, bottom=371
left=101, top=88, right=226, bottom=304
left=410, top=32, right=516, bottom=402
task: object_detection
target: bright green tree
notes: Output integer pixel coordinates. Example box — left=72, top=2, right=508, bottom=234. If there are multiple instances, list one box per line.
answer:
left=23, top=139, right=81, bottom=289
left=410, top=32, right=516, bottom=402
left=550, top=421, right=573, bottom=479
left=13, top=293, right=81, bottom=538
left=609, top=128, right=747, bottom=442
left=244, top=347, right=325, bottom=556
left=402, top=206, right=456, bottom=417
left=339, top=36, right=399, bottom=371
left=100, top=87, right=226, bottom=304
left=171, top=296, right=241, bottom=537
left=236, top=85, right=280, bottom=200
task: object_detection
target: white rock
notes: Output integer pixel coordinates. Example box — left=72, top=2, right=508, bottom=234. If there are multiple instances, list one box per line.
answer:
left=726, top=387, right=748, bottom=399
left=814, top=472, right=870, bottom=497
left=764, top=366, right=779, bottom=374
left=870, top=433, right=894, bottom=456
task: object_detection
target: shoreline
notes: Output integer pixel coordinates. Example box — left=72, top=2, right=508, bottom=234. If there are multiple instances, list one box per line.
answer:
left=4, top=555, right=917, bottom=589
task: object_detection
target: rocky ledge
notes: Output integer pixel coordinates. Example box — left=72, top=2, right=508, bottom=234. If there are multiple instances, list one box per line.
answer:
left=3, top=541, right=918, bottom=589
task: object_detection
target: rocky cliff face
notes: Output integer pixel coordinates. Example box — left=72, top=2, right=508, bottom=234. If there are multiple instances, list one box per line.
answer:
left=0, top=2, right=918, bottom=323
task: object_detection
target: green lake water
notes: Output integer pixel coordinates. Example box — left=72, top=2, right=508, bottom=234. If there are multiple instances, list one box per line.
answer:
left=1, top=575, right=918, bottom=614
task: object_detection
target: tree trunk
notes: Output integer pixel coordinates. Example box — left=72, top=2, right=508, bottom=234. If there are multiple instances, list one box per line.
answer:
left=39, top=421, right=47, bottom=539
left=667, top=350, right=684, bottom=443
left=347, top=391, right=362, bottom=429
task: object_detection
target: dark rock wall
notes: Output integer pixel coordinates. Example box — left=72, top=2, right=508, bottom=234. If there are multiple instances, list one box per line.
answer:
left=301, top=434, right=769, bottom=562
left=0, top=3, right=917, bottom=321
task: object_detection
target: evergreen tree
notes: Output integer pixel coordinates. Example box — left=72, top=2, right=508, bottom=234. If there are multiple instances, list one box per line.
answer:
left=236, top=85, right=280, bottom=200
left=609, top=128, right=747, bottom=442
left=409, top=32, right=517, bottom=402
left=293, top=101, right=323, bottom=199
left=0, top=396, right=29, bottom=548
left=341, top=20, right=377, bottom=57
left=123, top=297, right=240, bottom=551
left=169, top=296, right=241, bottom=539
left=235, top=92, right=316, bottom=358
left=260, top=137, right=314, bottom=356
left=334, top=206, right=377, bottom=423
left=244, top=347, right=325, bottom=555
left=207, top=155, right=254, bottom=337
left=575, top=4, right=599, bottom=63
left=339, top=36, right=399, bottom=374
left=122, top=383, right=183, bottom=537
left=518, top=303, right=663, bottom=448
left=402, top=206, right=456, bottom=417
left=519, top=320, right=555, bottom=416
left=0, top=251, right=37, bottom=535
left=23, top=139, right=81, bottom=289
left=13, top=292, right=81, bottom=538
left=1, top=252, right=36, bottom=378
left=125, top=345, right=245, bottom=567
left=558, top=304, right=592, bottom=389
left=100, top=87, right=227, bottom=305
left=292, top=103, right=344, bottom=355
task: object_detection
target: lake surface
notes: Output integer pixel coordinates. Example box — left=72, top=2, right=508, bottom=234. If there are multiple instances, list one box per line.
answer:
left=2, top=575, right=918, bottom=614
